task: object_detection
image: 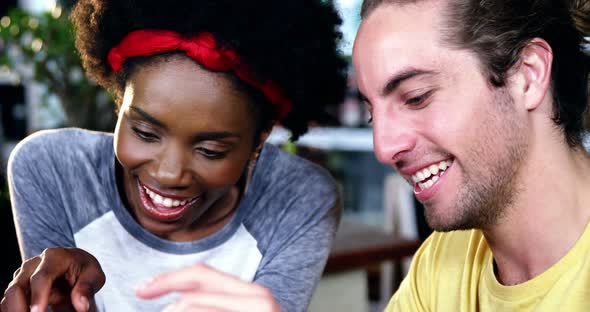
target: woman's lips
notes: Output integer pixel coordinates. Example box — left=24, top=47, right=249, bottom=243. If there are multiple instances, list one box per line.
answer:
left=136, top=180, right=200, bottom=222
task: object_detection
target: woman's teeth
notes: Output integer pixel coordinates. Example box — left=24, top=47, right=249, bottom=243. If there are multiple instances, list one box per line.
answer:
left=142, top=186, right=189, bottom=208
left=411, top=159, right=453, bottom=191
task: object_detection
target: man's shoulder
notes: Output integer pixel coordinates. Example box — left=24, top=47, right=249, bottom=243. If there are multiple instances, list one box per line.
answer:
left=408, top=230, right=489, bottom=296
left=417, top=229, right=488, bottom=269
left=388, top=230, right=490, bottom=311
left=429, top=229, right=485, bottom=248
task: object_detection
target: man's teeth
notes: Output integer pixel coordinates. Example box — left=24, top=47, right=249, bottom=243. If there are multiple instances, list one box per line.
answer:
left=142, top=186, right=188, bottom=208
left=411, top=159, right=453, bottom=191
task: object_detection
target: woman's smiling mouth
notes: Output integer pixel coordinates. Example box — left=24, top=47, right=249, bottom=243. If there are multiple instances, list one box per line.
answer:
left=136, top=179, right=201, bottom=222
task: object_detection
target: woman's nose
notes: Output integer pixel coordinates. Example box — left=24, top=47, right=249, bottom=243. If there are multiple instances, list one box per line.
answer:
left=151, top=143, right=192, bottom=188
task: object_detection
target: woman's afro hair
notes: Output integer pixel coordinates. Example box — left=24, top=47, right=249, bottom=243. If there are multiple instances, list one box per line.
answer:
left=71, top=0, right=348, bottom=139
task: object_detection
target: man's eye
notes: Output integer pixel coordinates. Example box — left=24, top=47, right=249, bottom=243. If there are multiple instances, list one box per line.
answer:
left=363, top=101, right=373, bottom=124
left=132, top=127, right=159, bottom=142
left=407, top=95, right=426, bottom=105
left=405, top=90, right=435, bottom=107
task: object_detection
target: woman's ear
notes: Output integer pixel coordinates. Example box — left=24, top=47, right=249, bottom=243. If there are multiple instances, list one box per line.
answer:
left=253, top=123, right=275, bottom=158
left=511, top=38, right=553, bottom=111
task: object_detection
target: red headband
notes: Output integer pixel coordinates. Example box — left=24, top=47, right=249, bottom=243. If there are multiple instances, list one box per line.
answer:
left=107, top=30, right=292, bottom=120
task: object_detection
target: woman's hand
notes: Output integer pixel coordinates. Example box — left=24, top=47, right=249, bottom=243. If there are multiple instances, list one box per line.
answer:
left=1, top=247, right=105, bottom=312
left=136, top=263, right=281, bottom=312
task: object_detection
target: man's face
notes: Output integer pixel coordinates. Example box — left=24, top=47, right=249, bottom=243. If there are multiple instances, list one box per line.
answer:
left=352, top=2, right=528, bottom=231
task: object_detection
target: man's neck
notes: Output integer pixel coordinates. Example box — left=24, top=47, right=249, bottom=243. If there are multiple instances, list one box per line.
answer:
left=483, top=134, right=590, bottom=286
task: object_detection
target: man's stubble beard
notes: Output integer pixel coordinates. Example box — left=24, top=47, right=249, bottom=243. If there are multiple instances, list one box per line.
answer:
left=425, top=88, right=527, bottom=232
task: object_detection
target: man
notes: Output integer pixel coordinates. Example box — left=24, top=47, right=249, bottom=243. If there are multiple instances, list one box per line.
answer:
left=352, top=0, right=590, bottom=310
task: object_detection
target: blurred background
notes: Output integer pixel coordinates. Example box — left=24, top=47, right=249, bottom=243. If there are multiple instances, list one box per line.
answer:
left=0, top=0, right=435, bottom=311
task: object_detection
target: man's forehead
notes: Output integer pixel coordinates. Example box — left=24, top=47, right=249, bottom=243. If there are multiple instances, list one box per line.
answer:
left=358, top=0, right=444, bottom=35
left=353, top=3, right=444, bottom=95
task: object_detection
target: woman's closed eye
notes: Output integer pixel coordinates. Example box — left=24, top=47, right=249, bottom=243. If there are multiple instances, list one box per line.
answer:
left=132, top=127, right=160, bottom=142
left=195, top=147, right=228, bottom=160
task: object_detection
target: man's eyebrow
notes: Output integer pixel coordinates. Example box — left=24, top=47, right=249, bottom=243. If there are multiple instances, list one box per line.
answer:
left=128, top=106, right=166, bottom=129
left=381, top=69, right=439, bottom=97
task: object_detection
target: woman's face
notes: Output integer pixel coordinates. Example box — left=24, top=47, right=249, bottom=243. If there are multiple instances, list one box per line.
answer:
left=114, top=56, right=260, bottom=240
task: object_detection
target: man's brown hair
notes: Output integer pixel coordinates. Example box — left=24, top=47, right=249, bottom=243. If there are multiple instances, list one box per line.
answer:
left=360, top=0, right=590, bottom=146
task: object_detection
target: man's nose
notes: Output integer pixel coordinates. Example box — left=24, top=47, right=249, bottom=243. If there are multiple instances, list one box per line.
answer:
left=372, top=112, right=416, bottom=165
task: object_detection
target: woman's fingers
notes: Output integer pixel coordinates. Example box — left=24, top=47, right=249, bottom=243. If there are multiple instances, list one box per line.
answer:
left=136, top=263, right=259, bottom=299
left=29, top=248, right=76, bottom=312
left=1, top=256, right=41, bottom=311
left=1, top=280, right=30, bottom=312
left=163, top=293, right=233, bottom=312
left=136, top=263, right=281, bottom=312
left=70, top=259, right=105, bottom=312
left=1, top=248, right=105, bottom=312
left=163, top=291, right=279, bottom=312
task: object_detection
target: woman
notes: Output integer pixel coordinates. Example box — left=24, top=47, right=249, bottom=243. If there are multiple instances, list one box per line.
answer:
left=2, top=0, right=347, bottom=311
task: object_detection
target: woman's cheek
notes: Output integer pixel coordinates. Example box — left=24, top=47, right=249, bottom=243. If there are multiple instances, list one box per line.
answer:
left=115, top=129, right=152, bottom=169
left=196, top=154, right=250, bottom=188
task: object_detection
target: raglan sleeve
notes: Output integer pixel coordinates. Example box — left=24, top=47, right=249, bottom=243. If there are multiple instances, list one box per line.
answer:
left=250, top=164, right=342, bottom=312
left=7, top=131, right=75, bottom=260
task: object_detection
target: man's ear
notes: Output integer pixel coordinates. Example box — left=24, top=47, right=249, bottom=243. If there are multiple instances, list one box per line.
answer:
left=511, top=38, right=553, bottom=111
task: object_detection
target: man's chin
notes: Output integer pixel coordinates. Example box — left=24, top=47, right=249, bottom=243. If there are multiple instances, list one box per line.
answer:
left=424, top=210, right=475, bottom=232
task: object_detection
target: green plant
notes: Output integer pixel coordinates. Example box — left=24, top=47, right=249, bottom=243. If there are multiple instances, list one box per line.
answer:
left=0, top=6, right=116, bottom=131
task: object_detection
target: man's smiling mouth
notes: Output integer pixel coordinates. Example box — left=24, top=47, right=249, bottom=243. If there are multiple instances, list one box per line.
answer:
left=411, top=159, right=453, bottom=191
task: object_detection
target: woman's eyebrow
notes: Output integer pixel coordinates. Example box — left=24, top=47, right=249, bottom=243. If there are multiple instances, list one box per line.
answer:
left=128, top=106, right=166, bottom=129
left=191, top=132, right=240, bottom=142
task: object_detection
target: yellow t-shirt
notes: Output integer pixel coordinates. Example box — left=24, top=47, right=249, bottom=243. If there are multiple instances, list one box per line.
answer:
left=385, top=224, right=590, bottom=311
